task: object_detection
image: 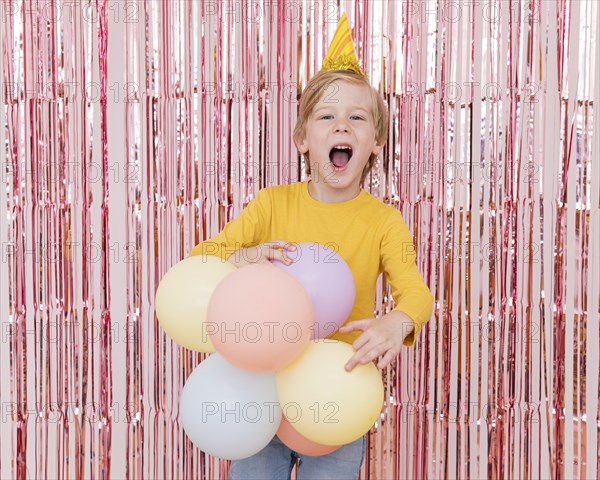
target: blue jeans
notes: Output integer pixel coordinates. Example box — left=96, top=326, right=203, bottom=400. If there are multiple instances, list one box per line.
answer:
left=228, top=435, right=366, bottom=480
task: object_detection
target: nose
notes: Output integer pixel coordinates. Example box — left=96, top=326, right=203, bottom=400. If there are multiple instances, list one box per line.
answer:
left=333, top=118, right=350, bottom=133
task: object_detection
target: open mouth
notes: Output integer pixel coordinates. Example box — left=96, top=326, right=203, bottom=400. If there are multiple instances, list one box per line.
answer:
left=329, top=145, right=353, bottom=168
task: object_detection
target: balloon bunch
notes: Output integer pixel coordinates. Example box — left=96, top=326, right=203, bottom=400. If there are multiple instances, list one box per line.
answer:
left=155, top=243, right=384, bottom=460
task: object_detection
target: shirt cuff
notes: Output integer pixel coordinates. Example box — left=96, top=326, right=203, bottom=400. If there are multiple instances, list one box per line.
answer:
left=394, top=296, right=433, bottom=346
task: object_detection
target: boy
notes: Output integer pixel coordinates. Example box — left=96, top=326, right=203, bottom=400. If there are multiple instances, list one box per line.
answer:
left=189, top=14, right=433, bottom=480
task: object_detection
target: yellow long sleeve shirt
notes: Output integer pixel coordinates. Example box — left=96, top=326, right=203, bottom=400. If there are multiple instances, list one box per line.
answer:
left=190, top=181, right=433, bottom=346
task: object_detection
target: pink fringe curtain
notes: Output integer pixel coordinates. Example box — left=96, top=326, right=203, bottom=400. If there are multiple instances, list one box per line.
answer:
left=1, top=0, right=598, bottom=478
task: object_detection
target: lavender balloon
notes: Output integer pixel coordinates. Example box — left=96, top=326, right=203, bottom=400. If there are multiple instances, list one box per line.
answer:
left=271, top=242, right=356, bottom=339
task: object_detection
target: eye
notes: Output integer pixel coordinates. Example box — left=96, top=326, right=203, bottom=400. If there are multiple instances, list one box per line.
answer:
left=350, top=115, right=365, bottom=120
left=319, top=114, right=333, bottom=120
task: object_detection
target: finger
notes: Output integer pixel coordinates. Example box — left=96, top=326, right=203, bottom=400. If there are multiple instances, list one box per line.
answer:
left=268, top=245, right=295, bottom=265
left=344, top=338, right=378, bottom=372
left=339, top=319, right=372, bottom=334
left=344, top=350, right=364, bottom=372
left=264, top=241, right=296, bottom=264
left=262, top=244, right=289, bottom=264
left=262, top=242, right=280, bottom=256
left=351, top=331, right=371, bottom=352
left=279, top=250, right=294, bottom=264
left=280, top=246, right=299, bottom=264
left=358, top=343, right=391, bottom=366
left=283, top=241, right=297, bottom=251
left=281, top=242, right=299, bottom=264
left=377, top=350, right=398, bottom=370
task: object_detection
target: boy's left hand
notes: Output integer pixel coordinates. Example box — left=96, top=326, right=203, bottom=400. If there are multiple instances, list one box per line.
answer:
left=339, top=312, right=415, bottom=372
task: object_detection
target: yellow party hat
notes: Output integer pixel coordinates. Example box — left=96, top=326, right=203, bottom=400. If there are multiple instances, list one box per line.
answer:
left=321, top=13, right=367, bottom=79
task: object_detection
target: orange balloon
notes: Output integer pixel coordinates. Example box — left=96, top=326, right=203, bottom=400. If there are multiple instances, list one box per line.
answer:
left=207, top=264, right=312, bottom=371
left=277, top=417, right=341, bottom=456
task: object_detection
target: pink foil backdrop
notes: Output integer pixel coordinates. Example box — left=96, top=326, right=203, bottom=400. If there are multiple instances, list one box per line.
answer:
left=1, top=0, right=599, bottom=479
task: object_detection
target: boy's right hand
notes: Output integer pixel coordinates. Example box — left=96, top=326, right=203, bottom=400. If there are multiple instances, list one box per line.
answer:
left=226, top=240, right=297, bottom=268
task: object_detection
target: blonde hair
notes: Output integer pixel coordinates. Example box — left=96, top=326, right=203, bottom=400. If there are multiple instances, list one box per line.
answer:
left=293, top=70, right=389, bottom=184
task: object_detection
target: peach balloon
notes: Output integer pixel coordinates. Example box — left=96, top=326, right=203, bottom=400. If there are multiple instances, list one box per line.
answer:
left=277, top=417, right=340, bottom=456
left=207, top=264, right=312, bottom=371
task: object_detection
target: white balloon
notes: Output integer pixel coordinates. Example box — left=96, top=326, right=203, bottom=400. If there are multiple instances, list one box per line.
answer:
left=180, top=353, right=282, bottom=460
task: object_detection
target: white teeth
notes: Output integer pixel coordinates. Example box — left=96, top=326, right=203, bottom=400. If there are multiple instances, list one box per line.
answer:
left=334, top=145, right=351, bottom=149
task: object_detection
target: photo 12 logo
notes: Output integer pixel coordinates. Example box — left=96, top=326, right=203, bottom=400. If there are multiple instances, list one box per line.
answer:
left=199, top=401, right=339, bottom=424
left=2, top=1, right=140, bottom=24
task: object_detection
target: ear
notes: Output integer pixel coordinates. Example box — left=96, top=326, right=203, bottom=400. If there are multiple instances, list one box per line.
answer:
left=372, top=142, right=383, bottom=156
left=296, top=136, right=309, bottom=154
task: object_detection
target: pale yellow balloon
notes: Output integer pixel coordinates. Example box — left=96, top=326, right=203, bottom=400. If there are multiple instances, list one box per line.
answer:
left=277, top=340, right=384, bottom=446
left=155, top=255, right=236, bottom=351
